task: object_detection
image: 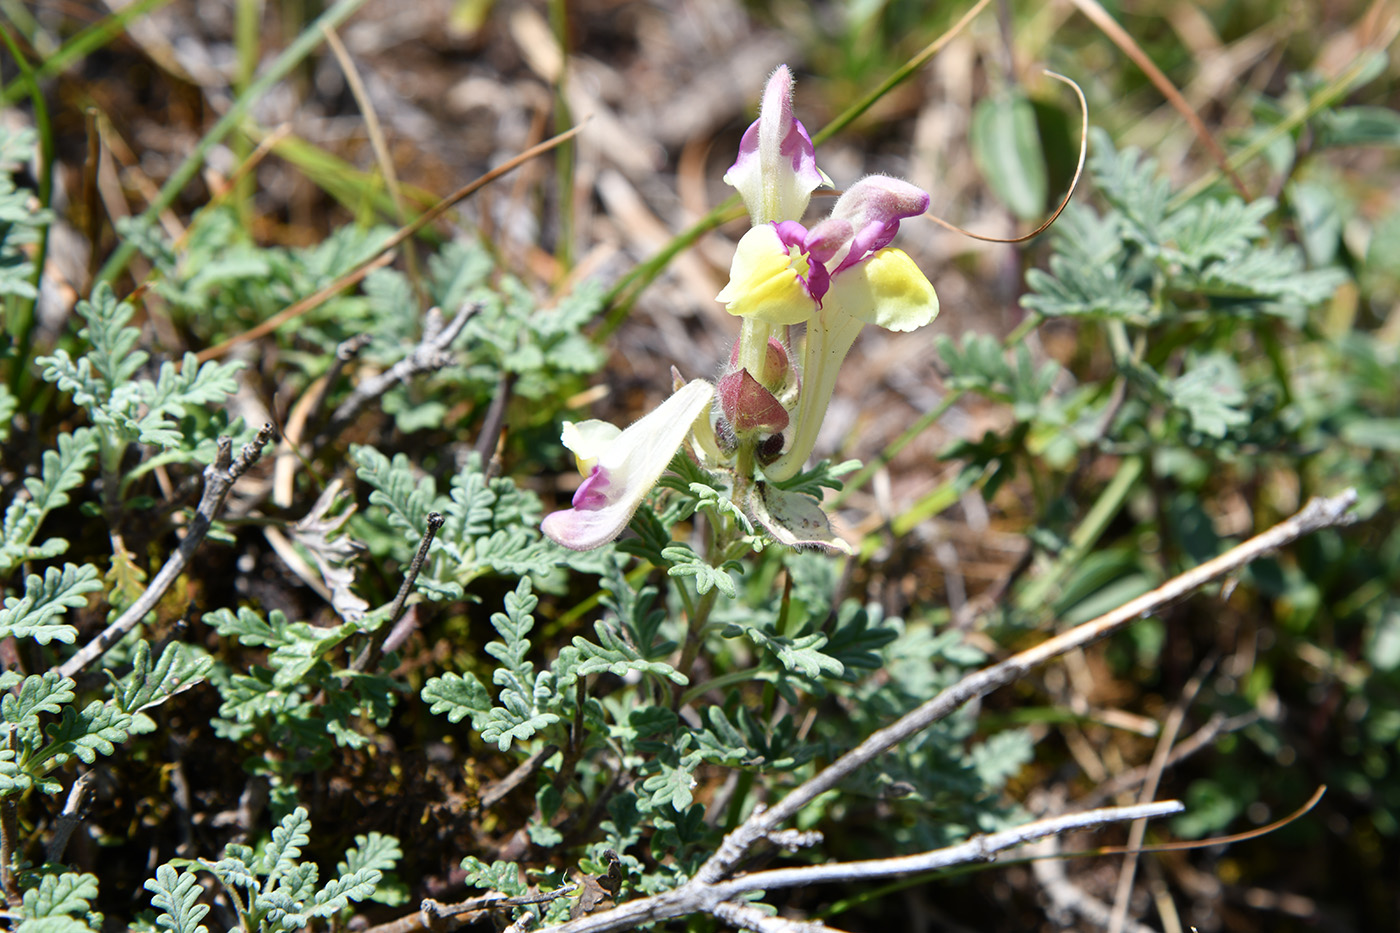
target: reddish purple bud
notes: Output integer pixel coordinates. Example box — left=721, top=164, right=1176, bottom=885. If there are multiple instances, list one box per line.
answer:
left=728, top=336, right=792, bottom=393
left=718, top=368, right=790, bottom=434
left=763, top=337, right=790, bottom=385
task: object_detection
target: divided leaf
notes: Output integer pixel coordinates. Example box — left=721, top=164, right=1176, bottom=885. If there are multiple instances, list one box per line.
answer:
left=0, top=563, right=101, bottom=645
left=0, top=429, right=98, bottom=574
left=111, top=641, right=214, bottom=715
left=22, top=872, right=99, bottom=921
left=145, top=866, right=209, bottom=933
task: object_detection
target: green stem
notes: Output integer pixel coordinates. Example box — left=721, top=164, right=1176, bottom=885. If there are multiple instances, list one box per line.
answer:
left=1015, top=453, right=1145, bottom=614
left=677, top=667, right=776, bottom=708
left=671, top=583, right=718, bottom=709
left=724, top=769, right=757, bottom=830
left=811, top=0, right=993, bottom=146
left=0, top=24, right=54, bottom=398
left=233, top=0, right=263, bottom=230
left=549, top=0, right=574, bottom=272
left=93, top=0, right=373, bottom=287
left=0, top=0, right=176, bottom=107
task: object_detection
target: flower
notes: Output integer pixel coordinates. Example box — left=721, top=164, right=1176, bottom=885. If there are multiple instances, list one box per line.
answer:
left=542, top=380, right=716, bottom=550
left=724, top=65, right=829, bottom=226
left=716, top=175, right=939, bottom=480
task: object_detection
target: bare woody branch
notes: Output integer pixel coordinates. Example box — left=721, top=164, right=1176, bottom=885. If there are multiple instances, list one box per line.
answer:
left=539, top=802, right=1183, bottom=933
left=351, top=511, right=444, bottom=673
left=697, top=489, right=1358, bottom=884
left=58, top=424, right=277, bottom=680
left=712, top=900, right=849, bottom=933
left=524, top=488, right=1355, bottom=933
left=315, top=302, right=480, bottom=446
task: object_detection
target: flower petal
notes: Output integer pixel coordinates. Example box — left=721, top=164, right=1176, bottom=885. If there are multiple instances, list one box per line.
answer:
left=561, top=420, right=622, bottom=475
left=717, top=225, right=819, bottom=325
left=827, top=176, right=930, bottom=274
left=723, top=65, right=827, bottom=224
left=542, top=380, right=716, bottom=550
left=825, top=247, right=939, bottom=332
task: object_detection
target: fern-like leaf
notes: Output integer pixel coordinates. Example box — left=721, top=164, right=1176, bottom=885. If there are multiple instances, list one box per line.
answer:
left=0, top=564, right=102, bottom=645
left=261, top=807, right=312, bottom=887
left=144, top=865, right=209, bottom=933
left=111, top=641, right=214, bottom=715
left=22, top=872, right=99, bottom=920
left=0, top=430, right=98, bottom=574
left=354, top=445, right=439, bottom=541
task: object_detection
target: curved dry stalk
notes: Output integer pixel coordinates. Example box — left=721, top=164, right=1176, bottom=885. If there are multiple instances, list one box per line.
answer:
left=1067, top=0, right=1249, bottom=197
left=924, top=70, right=1090, bottom=245
left=195, top=124, right=585, bottom=364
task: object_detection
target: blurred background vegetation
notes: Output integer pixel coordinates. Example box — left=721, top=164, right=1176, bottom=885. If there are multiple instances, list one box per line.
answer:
left=2, top=0, right=1399, bottom=930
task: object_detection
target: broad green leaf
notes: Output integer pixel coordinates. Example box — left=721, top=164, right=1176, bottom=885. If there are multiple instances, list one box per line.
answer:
left=971, top=89, right=1048, bottom=220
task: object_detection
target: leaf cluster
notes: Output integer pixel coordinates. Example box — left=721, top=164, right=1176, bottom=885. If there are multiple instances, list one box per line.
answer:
left=191, top=808, right=400, bottom=932
left=38, top=284, right=244, bottom=455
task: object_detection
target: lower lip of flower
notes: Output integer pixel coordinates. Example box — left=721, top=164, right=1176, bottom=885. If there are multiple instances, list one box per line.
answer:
left=572, top=467, right=612, bottom=509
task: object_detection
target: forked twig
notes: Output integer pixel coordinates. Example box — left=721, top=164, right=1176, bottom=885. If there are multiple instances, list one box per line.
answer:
left=351, top=512, right=445, bottom=673
left=539, top=802, right=1183, bottom=933
left=698, top=490, right=1357, bottom=883
left=315, top=302, right=481, bottom=447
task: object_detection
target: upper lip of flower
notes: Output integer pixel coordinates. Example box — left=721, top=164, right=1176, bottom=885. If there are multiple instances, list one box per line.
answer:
left=724, top=65, right=829, bottom=225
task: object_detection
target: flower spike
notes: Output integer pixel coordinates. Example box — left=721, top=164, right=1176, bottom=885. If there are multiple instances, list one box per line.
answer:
left=542, top=380, right=716, bottom=551
left=715, top=174, right=938, bottom=481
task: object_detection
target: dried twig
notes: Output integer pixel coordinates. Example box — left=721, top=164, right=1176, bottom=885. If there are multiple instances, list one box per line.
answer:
left=472, top=370, right=517, bottom=464
left=364, top=886, right=579, bottom=933
left=478, top=744, right=561, bottom=814
left=316, top=303, right=480, bottom=447
left=58, top=424, right=277, bottom=680
left=1077, top=711, right=1259, bottom=810
left=352, top=512, right=444, bottom=673
left=1107, top=661, right=1212, bottom=933
left=1, top=794, right=21, bottom=908
left=306, top=333, right=373, bottom=439
left=537, top=803, right=1183, bottom=933
left=195, top=115, right=585, bottom=365
left=1067, top=0, right=1249, bottom=197
left=712, top=900, right=848, bottom=933
left=45, top=770, right=96, bottom=864
left=1030, top=835, right=1158, bottom=933
left=697, top=491, right=1357, bottom=885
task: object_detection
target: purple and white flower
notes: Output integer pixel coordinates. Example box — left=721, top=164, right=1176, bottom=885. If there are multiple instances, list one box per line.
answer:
left=542, top=380, right=716, bottom=550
